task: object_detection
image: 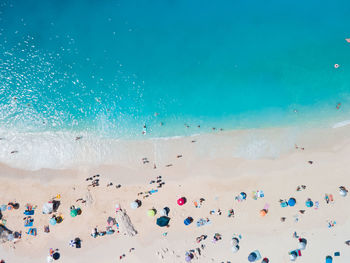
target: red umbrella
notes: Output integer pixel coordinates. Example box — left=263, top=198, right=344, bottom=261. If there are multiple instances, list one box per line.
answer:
left=177, top=197, right=186, bottom=206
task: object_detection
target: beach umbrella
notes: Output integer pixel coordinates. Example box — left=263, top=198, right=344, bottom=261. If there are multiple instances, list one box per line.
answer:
left=289, top=251, right=297, bottom=261
left=177, top=197, right=186, bottom=206
left=240, top=192, right=247, bottom=200
left=156, top=216, right=170, bottom=227
left=69, top=240, right=75, bottom=247
left=70, top=209, right=78, bottom=217
left=0, top=205, right=6, bottom=211
left=339, top=189, right=347, bottom=197
left=260, top=209, right=267, bottom=217
left=305, top=200, right=313, bottom=207
left=50, top=217, right=57, bottom=226
left=232, top=245, right=239, bottom=253
left=56, top=215, right=63, bottom=223
left=184, top=217, right=193, bottom=225
left=262, top=258, right=269, bottom=263
left=288, top=198, right=296, bottom=207
left=248, top=252, right=257, bottom=262
left=298, top=238, right=307, bottom=250
left=231, top=237, right=239, bottom=246
left=52, top=252, right=60, bottom=260
left=185, top=255, right=193, bottom=262
left=159, top=208, right=167, bottom=216
left=147, top=209, right=156, bottom=217
left=130, top=201, right=139, bottom=209
left=160, top=207, right=170, bottom=216
left=42, top=202, right=54, bottom=214
left=326, top=256, right=333, bottom=263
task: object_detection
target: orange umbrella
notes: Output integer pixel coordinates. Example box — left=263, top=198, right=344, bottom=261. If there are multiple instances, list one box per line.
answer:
left=260, top=209, right=267, bottom=217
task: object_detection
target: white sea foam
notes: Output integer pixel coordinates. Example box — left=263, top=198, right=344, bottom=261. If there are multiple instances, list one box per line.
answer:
left=0, top=127, right=299, bottom=171
left=332, top=120, right=350, bottom=129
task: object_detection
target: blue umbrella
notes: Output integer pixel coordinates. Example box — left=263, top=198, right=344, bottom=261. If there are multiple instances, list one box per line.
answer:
left=50, top=217, right=57, bottom=226
left=305, top=200, right=313, bottom=207
left=248, top=252, right=257, bottom=262
left=288, top=198, right=296, bottom=207
left=184, top=217, right=193, bottom=225
left=157, top=216, right=170, bottom=227
left=240, top=192, right=247, bottom=200
left=326, top=255, right=333, bottom=263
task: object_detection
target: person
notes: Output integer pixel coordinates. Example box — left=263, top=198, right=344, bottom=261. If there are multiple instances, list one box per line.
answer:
left=91, top=228, right=98, bottom=238
left=142, top=124, right=147, bottom=135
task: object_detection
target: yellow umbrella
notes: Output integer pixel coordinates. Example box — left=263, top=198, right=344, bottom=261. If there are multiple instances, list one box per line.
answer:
left=147, top=209, right=156, bottom=217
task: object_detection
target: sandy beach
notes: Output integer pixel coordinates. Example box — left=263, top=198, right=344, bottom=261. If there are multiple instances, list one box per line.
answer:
left=0, top=125, right=350, bottom=262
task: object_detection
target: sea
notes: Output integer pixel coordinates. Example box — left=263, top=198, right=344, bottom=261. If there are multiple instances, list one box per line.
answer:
left=1, top=0, right=350, bottom=170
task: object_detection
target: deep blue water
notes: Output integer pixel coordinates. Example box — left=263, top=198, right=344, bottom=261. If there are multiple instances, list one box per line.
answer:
left=1, top=0, right=350, bottom=138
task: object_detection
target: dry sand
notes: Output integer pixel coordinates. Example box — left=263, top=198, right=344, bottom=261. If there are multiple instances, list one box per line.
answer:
left=1, top=126, right=350, bottom=262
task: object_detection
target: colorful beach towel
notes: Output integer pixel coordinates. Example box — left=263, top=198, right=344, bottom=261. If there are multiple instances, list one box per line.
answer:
left=252, top=190, right=265, bottom=200
left=27, top=228, right=37, bottom=236
left=24, top=210, right=34, bottom=216
left=196, top=218, right=211, bottom=227
left=24, top=219, right=33, bottom=227
left=314, top=201, right=319, bottom=210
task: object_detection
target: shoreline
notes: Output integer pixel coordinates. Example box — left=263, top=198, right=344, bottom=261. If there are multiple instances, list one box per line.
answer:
left=1, top=121, right=350, bottom=172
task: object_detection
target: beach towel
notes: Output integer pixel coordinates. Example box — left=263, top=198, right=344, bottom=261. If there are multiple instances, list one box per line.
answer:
left=196, top=218, right=211, bottom=227
left=24, top=220, right=33, bottom=227
left=290, top=249, right=302, bottom=256
left=27, top=228, right=37, bottom=236
left=24, top=210, right=34, bottom=216
left=252, top=190, right=265, bottom=200
left=314, top=201, right=319, bottom=210
left=193, top=201, right=201, bottom=208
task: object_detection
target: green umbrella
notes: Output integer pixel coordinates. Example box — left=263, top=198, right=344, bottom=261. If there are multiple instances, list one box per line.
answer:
left=70, top=209, right=78, bottom=217
left=147, top=209, right=156, bottom=217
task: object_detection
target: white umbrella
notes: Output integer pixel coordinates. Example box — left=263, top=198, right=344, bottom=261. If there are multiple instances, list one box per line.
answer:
left=232, top=245, right=239, bottom=253
left=298, top=241, right=306, bottom=250
left=42, top=202, right=54, bottom=214
left=231, top=237, right=239, bottom=246
left=159, top=208, right=168, bottom=216
left=289, top=253, right=297, bottom=261
left=340, top=189, right=347, bottom=197
left=130, top=201, right=139, bottom=209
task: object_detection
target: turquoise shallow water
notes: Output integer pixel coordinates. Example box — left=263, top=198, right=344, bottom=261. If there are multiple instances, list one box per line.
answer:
left=1, top=0, right=350, bottom=139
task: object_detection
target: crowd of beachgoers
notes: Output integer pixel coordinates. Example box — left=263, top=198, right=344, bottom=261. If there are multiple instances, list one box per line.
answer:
left=1, top=120, right=350, bottom=262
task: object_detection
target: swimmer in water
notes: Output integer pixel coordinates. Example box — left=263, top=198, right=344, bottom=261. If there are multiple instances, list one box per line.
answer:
left=142, top=124, right=147, bottom=135
left=336, top=103, right=341, bottom=109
